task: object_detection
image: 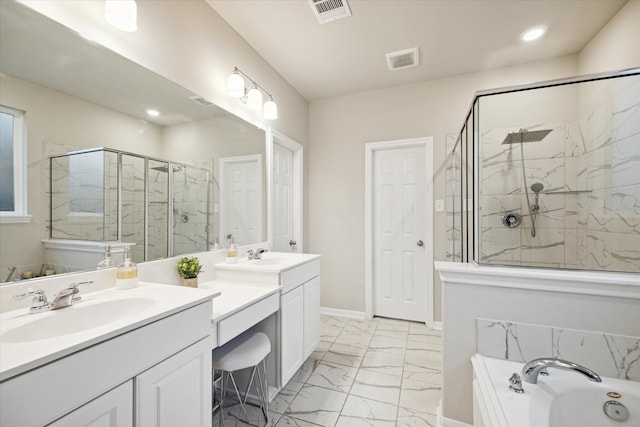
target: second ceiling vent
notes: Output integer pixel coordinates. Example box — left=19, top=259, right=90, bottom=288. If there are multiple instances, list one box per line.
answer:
left=386, top=47, right=420, bottom=71
left=309, top=0, right=352, bottom=24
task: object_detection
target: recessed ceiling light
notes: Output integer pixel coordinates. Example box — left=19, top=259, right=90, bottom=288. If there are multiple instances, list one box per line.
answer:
left=521, top=25, right=547, bottom=42
left=146, top=109, right=160, bottom=117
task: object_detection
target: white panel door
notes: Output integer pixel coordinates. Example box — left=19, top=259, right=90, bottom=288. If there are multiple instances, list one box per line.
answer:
left=220, top=155, right=263, bottom=245
left=373, top=146, right=426, bottom=322
left=272, top=142, right=295, bottom=252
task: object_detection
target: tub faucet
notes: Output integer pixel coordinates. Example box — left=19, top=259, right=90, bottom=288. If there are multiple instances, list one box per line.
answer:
left=248, top=248, right=268, bottom=260
left=521, top=358, right=601, bottom=384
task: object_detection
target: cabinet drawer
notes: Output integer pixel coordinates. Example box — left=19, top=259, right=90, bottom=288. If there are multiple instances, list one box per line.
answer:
left=217, top=292, right=279, bottom=346
left=281, top=259, right=320, bottom=293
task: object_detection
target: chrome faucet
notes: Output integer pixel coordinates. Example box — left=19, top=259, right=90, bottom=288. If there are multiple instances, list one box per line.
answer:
left=247, top=248, right=268, bottom=260
left=13, top=281, right=93, bottom=313
left=521, top=358, right=602, bottom=384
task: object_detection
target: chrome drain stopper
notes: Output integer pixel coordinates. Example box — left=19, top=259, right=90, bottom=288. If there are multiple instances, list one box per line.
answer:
left=603, top=400, right=629, bottom=422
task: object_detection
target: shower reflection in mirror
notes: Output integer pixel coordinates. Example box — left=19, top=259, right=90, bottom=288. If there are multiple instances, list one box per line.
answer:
left=50, top=148, right=213, bottom=263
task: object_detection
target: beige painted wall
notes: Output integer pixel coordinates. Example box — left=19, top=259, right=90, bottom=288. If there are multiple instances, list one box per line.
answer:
left=0, top=75, right=163, bottom=272
left=578, top=0, right=640, bottom=74
left=308, top=56, right=579, bottom=319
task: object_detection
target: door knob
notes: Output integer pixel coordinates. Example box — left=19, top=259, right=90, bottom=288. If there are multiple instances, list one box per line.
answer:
left=289, top=240, right=297, bottom=247
left=417, top=240, right=424, bottom=246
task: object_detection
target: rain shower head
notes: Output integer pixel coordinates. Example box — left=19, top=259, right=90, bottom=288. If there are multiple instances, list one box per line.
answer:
left=501, top=129, right=552, bottom=144
left=150, top=165, right=183, bottom=173
left=530, top=182, right=544, bottom=193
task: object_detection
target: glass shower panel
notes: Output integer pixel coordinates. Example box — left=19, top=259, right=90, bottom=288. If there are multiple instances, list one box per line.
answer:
left=172, top=164, right=212, bottom=256
left=50, top=149, right=117, bottom=241
left=147, top=160, right=169, bottom=261
left=475, top=72, right=640, bottom=272
left=120, top=154, right=145, bottom=263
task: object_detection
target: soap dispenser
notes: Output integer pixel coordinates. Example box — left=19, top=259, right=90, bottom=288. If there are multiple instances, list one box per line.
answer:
left=225, top=234, right=238, bottom=264
left=116, top=245, right=138, bottom=289
left=97, top=245, right=117, bottom=269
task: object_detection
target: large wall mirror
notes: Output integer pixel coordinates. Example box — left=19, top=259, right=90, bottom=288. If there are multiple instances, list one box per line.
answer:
left=0, top=1, right=266, bottom=284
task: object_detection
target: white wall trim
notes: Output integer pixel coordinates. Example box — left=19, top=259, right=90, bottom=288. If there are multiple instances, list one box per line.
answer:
left=266, top=128, right=303, bottom=252
left=432, top=321, right=443, bottom=331
left=320, top=306, right=366, bottom=320
left=437, top=402, right=473, bottom=427
left=364, top=137, right=434, bottom=323
left=435, top=261, right=640, bottom=299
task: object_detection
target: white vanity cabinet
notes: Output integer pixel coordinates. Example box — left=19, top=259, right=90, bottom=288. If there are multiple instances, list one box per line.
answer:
left=280, top=259, right=321, bottom=386
left=49, top=380, right=134, bottom=427
left=136, top=338, right=212, bottom=427
left=0, top=295, right=214, bottom=427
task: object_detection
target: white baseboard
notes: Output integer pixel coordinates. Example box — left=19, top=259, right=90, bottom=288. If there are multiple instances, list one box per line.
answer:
left=437, top=400, right=472, bottom=427
left=320, top=306, right=366, bottom=320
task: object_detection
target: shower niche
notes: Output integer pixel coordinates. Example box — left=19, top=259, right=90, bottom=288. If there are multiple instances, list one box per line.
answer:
left=448, top=68, right=640, bottom=273
left=49, top=148, right=213, bottom=263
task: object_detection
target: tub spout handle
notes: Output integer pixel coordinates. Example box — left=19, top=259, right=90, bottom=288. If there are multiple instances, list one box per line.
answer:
left=508, top=373, right=524, bottom=393
left=521, top=358, right=601, bottom=384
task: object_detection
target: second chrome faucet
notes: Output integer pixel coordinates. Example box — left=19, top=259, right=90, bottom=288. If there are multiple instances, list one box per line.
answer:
left=521, top=357, right=602, bottom=384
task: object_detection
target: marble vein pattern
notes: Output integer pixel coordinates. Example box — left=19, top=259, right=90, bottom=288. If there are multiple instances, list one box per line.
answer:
left=477, top=318, right=640, bottom=381
left=468, top=76, right=640, bottom=273
left=214, top=315, right=442, bottom=427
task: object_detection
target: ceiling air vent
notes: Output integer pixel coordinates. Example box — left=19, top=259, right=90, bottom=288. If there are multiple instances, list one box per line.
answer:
left=309, top=0, right=351, bottom=24
left=190, top=95, right=214, bottom=107
left=386, top=47, right=420, bottom=71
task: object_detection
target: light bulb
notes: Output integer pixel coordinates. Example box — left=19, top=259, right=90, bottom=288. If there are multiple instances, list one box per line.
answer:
left=264, top=98, right=278, bottom=120
left=247, top=85, right=263, bottom=110
left=521, top=25, right=547, bottom=42
left=104, top=0, right=137, bottom=32
left=227, top=72, right=245, bottom=98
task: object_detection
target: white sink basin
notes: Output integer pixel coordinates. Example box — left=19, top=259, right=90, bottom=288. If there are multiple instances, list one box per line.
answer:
left=250, top=257, right=291, bottom=266
left=1, top=297, right=155, bottom=343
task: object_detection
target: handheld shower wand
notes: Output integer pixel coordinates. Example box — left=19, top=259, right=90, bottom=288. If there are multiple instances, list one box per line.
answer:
left=529, top=182, right=544, bottom=237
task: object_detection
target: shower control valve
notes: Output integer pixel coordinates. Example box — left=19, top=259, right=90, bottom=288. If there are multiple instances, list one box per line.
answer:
left=501, top=211, right=522, bottom=228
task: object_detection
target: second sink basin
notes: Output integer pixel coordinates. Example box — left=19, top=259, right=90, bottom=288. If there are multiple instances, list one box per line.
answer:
left=0, top=297, right=155, bottom=343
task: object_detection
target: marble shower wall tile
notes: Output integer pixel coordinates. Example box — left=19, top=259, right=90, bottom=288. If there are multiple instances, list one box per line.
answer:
left=477, top=318, right=640, bottom=381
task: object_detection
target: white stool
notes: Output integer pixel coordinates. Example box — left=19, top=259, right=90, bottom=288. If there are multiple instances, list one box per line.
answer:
left=212, top=331, right=271, bottom=427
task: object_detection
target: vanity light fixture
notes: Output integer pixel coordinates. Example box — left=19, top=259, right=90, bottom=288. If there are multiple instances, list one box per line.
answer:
left=227, top=67, right=278, bottom=120
left=104, top=0, right=138, bottom=32
left=521, top=25, right=547, bottom=42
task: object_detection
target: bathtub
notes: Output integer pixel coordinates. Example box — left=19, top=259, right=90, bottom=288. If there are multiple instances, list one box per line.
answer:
left=471, top=354, right=640, bottom=427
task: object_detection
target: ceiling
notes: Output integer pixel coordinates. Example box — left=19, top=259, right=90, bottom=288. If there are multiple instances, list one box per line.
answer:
left=206, top=0, right=627, bottom=101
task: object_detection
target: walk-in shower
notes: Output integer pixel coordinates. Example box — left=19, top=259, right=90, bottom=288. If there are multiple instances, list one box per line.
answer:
left=49, top=147, right=213, bottom=262
left=447, top=67, right=640, bottom=273
left=501, top=129, right=552, bottom=237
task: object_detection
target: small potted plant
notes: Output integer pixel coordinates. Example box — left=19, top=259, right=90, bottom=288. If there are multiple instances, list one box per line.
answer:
left=177, top=256, right=202, bottom=287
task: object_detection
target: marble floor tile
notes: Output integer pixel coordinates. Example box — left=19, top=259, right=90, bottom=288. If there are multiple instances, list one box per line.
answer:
left=350, top=368, right=402, bottom=404
left=285, top=384, right=348, bottom=427
left=402, top=365, right=442, bottom=386
left=376, top=318, right=411, bottom=332
left=216, top=315, right=444, bottom=427
left=399, top=378, right=441, bottom=413
left=306, top=361, right=359, bottom=393
left=322, top=349, right=365, bottom=368
left=329, top=341, right=369, bottom=357
left=369, top=335, right=407, bottom=350
left=340, top=394, right=398, bottom=421
left=396, top=406, right=438, bottom=427
left=361, top=348, right=405, bottom=376
left=335, top=416, right=395, bottom=427
left=274, top=415, right=322, bottom=427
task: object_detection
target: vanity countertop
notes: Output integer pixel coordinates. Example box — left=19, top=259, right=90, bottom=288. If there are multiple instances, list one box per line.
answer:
left=198, top=280, right=280, bottom=323
left=214, top=252, right=321, bottom=273
left=0, top=282, right=220, bottom=381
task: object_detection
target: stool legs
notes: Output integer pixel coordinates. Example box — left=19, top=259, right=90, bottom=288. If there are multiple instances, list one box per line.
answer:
left=214, top=355, right=269, bottom=427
